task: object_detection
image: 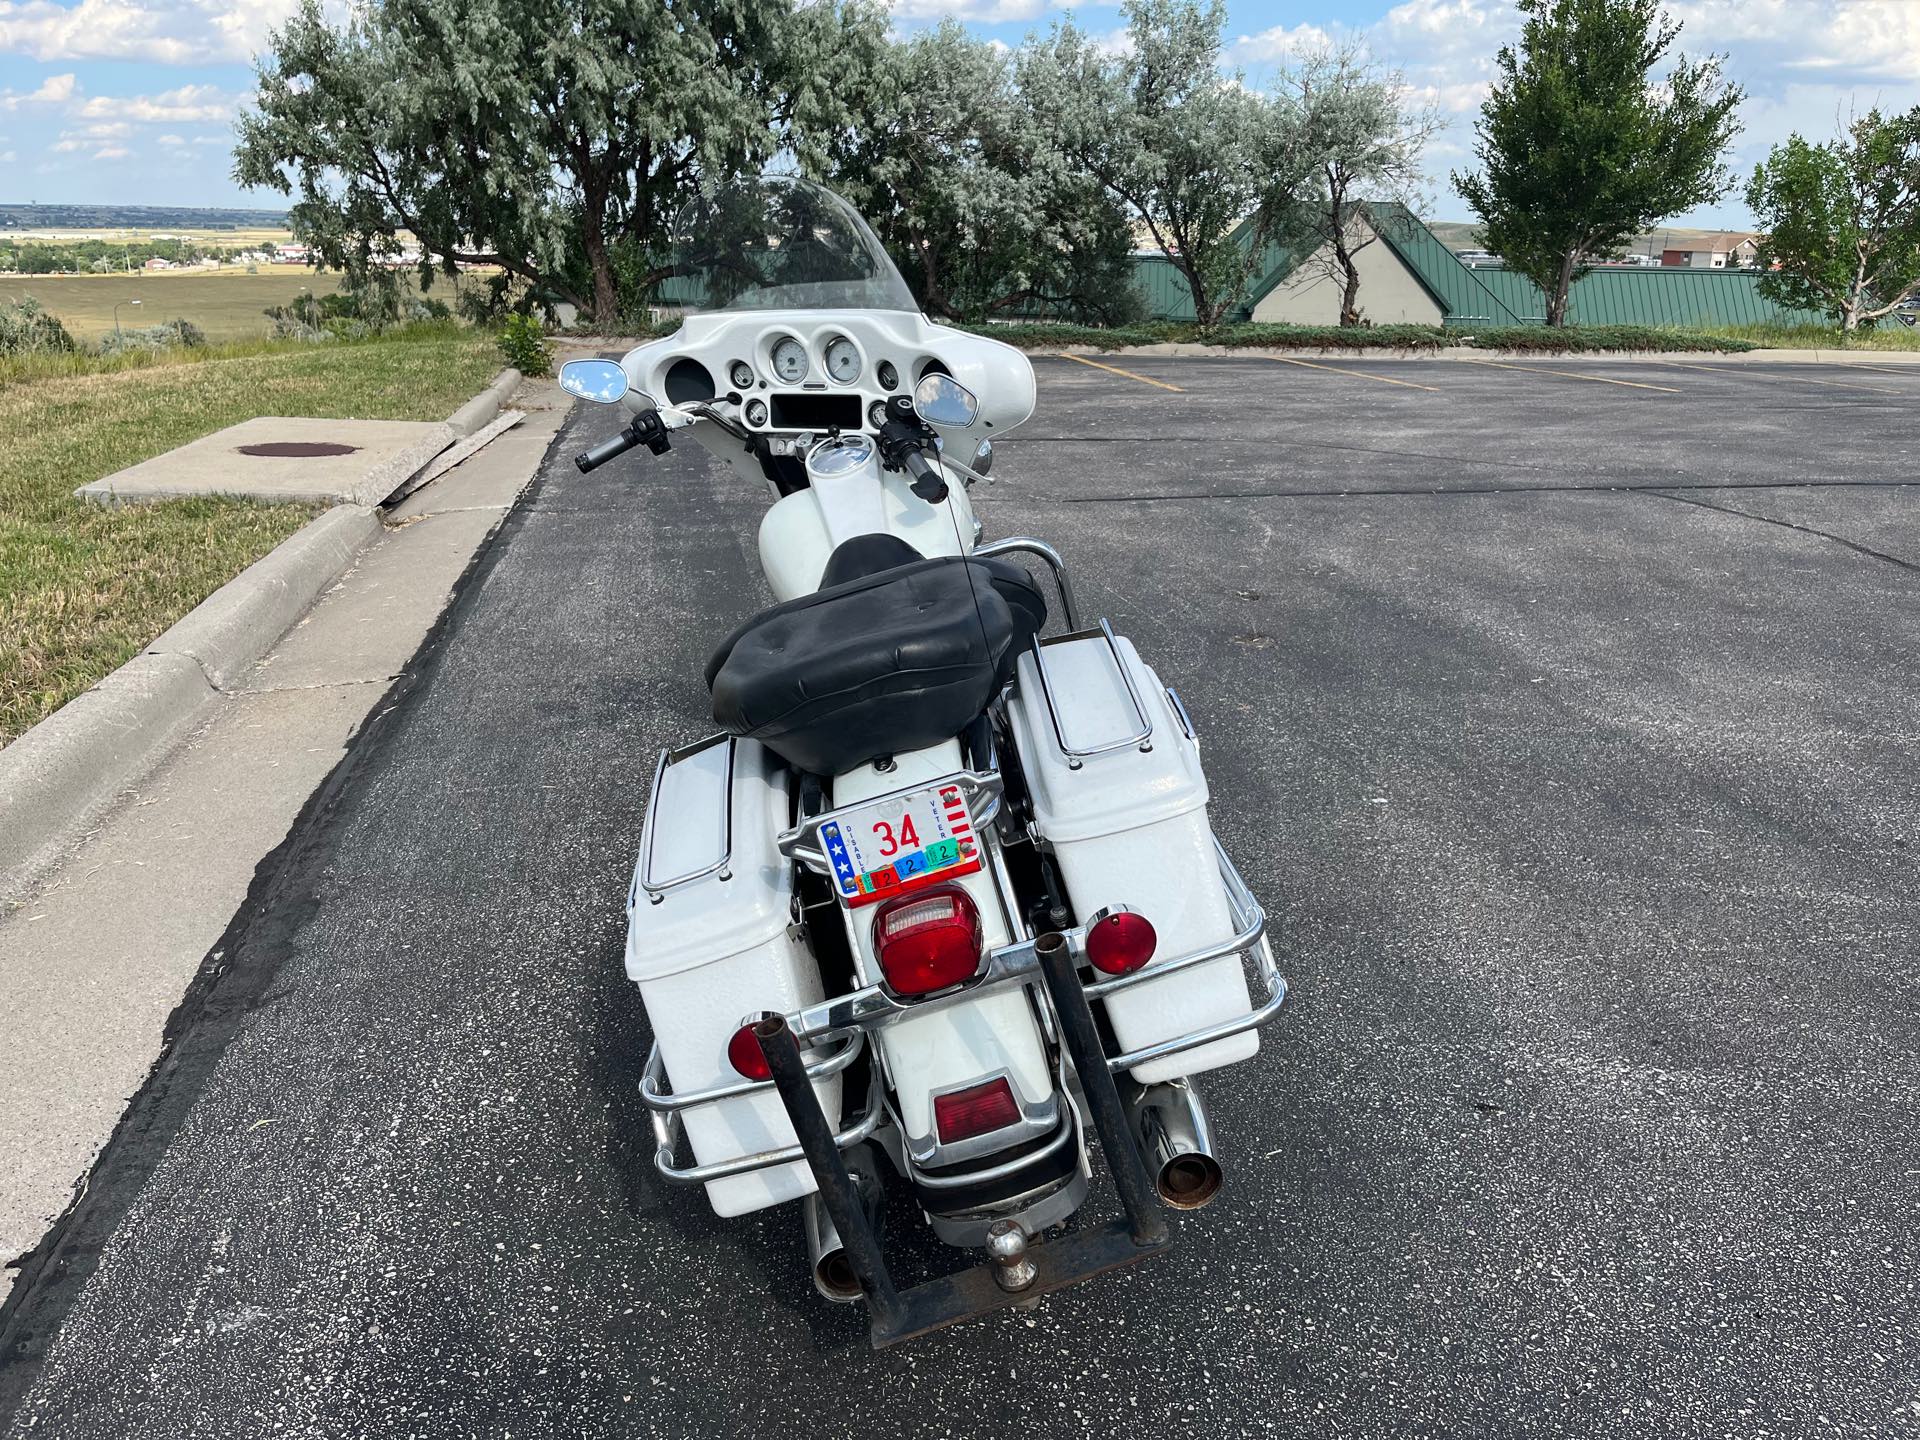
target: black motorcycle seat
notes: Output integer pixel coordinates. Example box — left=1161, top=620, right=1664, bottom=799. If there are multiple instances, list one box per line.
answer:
left=706, top=543, right=1046, bottom=777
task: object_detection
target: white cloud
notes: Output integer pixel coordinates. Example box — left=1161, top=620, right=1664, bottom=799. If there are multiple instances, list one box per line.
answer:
left=156, top=131, right=184, bottom=144
left=890, top=0, right=1050, bottom=20
left=0, top=0, right=302, bottom=65
left=1670, top=0, right=1920, bottom=81
left=75, top=82, right=237, bottom=123
left=1231, top=22, right=1337, bottom=66
left=50, top=118, right=129, bottom=149
left=92, top=143, right=130, bottom=158
left=0, top=149, right=15, bottom=163
left=0, top=70, right=76, bottom=109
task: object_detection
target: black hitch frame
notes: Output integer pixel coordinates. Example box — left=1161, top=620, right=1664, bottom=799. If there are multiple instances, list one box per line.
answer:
left=754, top=931, right=1172, bottom=1348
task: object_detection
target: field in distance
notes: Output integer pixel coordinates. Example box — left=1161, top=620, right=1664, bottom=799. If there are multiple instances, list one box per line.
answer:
left=3, top=271, right=350, bottom=343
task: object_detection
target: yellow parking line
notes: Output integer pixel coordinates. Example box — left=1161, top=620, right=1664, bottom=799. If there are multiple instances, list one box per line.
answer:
left=1827, top=362, right=1920, bottom=378
left=1264, top=355, right=1439, bottom=391
left=1060, top=353, right=1185, bottom=392
left=1652, top=360, right=1903, bottom=395
left=1463, top=358, right=1681, bottom=393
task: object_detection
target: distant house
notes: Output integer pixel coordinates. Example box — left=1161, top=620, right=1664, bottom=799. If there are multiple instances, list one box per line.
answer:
left=274, top=243, right=311, bottom=264
left=1248, top=212, right=1448, bottom=326
left=142, top=257, right=173, bottom=270
left=1657, top=232, right=1758, bottom=269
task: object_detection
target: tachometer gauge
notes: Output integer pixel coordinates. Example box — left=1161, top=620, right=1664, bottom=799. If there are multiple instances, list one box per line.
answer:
left=770, top=336, right=808, bottom=384
left=824, top=336, right=861, bottom=384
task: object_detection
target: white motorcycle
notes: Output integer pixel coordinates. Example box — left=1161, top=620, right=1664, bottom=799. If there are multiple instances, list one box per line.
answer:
left=559, top=177, right=1286, bottom=1345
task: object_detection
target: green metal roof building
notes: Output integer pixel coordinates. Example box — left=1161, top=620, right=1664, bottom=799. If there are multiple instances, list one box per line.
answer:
left=1133, top=205, right=1827, bottom=329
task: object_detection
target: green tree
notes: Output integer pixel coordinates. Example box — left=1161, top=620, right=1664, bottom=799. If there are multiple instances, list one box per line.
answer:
left=1746, top=107, right=1920, bottom=333
left=826, top=22, right=1140, bottom=324
left=1454, top=0, right=1743, bottom=326
left=235, top=0, right=885, bottom=327
left=1023, top=0, right=1309, bottom=329
left=1287, top=43, right=1442, bottom=327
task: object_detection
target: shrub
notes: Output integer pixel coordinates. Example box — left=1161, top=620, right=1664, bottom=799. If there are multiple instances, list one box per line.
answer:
left=0, top=296, right=77, bottom=355
left=459, top=275, right=514, bottom=325
left=1464, top=325, right=1755, bottom=353
left=98, top=318, right=208, bottom=357
left=497, top=313, right=552, bottom=376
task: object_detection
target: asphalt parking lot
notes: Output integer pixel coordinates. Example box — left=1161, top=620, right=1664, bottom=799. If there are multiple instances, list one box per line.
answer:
left=3, top=353, right=1918, bottom=1438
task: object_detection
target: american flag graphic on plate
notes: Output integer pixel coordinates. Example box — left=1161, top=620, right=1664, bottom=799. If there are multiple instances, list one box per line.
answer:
left=821, top=781, right=982, bottom=907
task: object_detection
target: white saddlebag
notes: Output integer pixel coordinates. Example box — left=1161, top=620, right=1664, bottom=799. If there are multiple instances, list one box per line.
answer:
left=625, top=736, right=838, bottom=1216
left=1007, top=629, right=1257, bottom=1085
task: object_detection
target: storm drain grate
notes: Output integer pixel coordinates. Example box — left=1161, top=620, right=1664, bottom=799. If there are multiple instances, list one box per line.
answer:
left=236, top=441, right=362, bottom=459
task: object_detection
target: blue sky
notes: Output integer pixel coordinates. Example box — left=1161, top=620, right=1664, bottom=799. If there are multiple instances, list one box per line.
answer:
left=2, top=0, right=1916, bottom=227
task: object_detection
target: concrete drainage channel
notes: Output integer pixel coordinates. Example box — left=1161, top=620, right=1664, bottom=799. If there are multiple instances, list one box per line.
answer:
left=0, top=366, right=527, bottom=898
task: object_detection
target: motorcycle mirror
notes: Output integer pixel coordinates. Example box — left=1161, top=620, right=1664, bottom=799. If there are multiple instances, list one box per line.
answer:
left=559, top=358, right=631, bottom=405
left=912, top=373, right=979, bottom=429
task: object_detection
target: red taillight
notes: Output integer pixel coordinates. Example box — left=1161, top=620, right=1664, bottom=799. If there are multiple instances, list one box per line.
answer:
left=1085, top=908, right=1157, bottom=976
left=934, top=1077, right=1022, bottom=1143
left=726, top=1019, right=773, bottom=1080
left=873, top=886, right=983, bottom=995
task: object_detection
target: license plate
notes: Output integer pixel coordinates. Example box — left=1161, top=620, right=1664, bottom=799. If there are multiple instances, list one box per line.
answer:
left=819, top=781, right=982, bottom=907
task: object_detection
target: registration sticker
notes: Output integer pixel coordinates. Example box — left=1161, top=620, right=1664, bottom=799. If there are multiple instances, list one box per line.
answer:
left=819, top=782, right=982, bottom=908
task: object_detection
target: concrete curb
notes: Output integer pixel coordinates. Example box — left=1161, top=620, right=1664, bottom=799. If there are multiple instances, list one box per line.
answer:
left=349, top=367, right=521, bottom=507
left=448, top=367, right=523, bottom=437
left=150, top=505, right=384, bottom=690
left=1026, top=342, right=1920, bottom=366
left=0, top=368, right=525, bottom=900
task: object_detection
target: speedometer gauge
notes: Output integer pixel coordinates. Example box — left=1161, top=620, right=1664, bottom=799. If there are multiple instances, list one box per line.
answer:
left=824, top=336, right=861, bottom=384
left=770, top=336, right=808, bottom=384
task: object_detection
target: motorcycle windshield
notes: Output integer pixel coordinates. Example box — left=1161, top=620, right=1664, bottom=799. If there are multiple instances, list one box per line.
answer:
left=664, top=176, right=919, bottom=314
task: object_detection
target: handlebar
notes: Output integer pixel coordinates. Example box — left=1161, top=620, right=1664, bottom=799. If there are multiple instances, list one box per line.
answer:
left=574, top=408, right=675, bottom=473
left=877, top=398, right=947, bottom=503
left=898, top=446, right=948, bottom=504
left=575, top=426, right=642, bottom=473
left=572, top=398, right=951, bottom=502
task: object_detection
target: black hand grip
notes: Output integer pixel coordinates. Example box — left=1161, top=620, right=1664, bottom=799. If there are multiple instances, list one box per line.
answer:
left=575, top=425, right=640, bottom=473
left=903, top=448, right=948, bottom=503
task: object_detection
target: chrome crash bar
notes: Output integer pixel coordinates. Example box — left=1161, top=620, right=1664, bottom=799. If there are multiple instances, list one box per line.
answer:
left=644, top=1038, right=880, bottom=1186
left=638, top=838, right=1286, bottom=1185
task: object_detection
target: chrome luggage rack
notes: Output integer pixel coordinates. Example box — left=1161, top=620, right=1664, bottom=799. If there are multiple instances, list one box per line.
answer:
left=1027, top=619, right=1155, bottom=767
left=639, top=835, right=1286, bottom=1187
left=633, top=733, right=735, bottom=906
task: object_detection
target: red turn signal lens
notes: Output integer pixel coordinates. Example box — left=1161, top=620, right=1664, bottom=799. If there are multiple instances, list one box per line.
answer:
left=934, top=1077, right=1023, bottom=1143
left=1085, top=908, right=1157, bottom=976
left=873, top=886, right=983, bottom=996
left=726, top=1020, right=773, bottom=1080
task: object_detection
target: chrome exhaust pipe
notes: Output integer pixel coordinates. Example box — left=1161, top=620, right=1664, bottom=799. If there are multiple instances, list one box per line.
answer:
left=1132, top=1079, right=1223, bottom=1210
left=804, top=1193, right=864, bottom=1303
left=803, top=1145, right=882, bottom=1304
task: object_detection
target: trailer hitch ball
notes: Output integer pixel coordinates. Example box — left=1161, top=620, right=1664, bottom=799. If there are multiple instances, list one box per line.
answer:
left=986, top=1219, right=1037, bottom=1293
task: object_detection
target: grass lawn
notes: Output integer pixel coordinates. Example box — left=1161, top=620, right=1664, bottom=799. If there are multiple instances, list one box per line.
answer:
left=0, top=270, right=353, bottom=344
left=0, top=327, right=501, bottom=743
left=1702, top=322, right=1920, bottom=351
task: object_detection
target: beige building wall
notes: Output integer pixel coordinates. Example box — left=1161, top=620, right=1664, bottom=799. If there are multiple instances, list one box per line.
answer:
left=1250, top=217, right=1445, bottom=326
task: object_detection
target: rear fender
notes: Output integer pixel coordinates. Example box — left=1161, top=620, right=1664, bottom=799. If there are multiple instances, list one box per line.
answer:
left=830, top=744, right=1056, bottom=1162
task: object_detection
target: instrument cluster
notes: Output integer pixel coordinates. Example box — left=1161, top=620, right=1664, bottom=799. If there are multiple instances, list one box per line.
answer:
left=628, top=309, right=1032, bottom=441
left=727, top=330, right=898, bottom=397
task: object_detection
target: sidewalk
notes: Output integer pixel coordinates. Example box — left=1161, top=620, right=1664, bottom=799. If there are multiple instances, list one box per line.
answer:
left=0, top=383, right=566, bottom=1304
